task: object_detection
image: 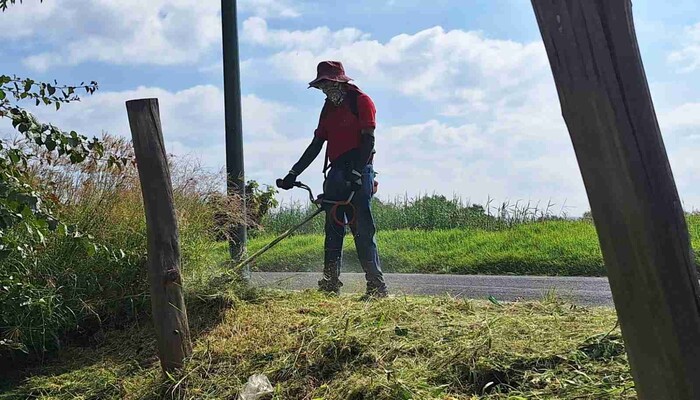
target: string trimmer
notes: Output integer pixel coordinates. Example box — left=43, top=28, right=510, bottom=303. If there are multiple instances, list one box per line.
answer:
left=233, top=180, right=356, bottom=272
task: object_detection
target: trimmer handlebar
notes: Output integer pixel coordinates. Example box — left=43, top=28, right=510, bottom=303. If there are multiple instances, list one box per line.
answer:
left=275, top=179, right=303, bottom=189
left=276, top=178, right=317, bottom=205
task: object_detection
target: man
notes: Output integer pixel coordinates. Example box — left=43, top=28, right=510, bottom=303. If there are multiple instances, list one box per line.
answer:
left=278, top=61, right=388, bottom=299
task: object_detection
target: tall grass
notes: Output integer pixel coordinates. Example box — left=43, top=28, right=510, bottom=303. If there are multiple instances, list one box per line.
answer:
left=0, top=136, right=237, bottom=356
left=262, top=194, right=570, bottom=235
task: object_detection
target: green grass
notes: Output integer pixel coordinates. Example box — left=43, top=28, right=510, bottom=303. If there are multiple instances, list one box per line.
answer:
left=0, top=290, right=633, bottom=400
left=247, top=216, right=700, bottom=276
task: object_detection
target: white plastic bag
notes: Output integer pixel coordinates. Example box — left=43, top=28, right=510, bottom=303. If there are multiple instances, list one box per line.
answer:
left=238, top=374, right=274, bottom=400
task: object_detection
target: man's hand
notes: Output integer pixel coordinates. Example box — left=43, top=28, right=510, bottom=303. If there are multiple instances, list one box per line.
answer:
left=278, top=172, right=297, bottom=190
left=344, top=168, right=363, bottom=192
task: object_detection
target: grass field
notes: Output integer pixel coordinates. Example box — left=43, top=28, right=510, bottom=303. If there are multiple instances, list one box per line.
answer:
left=1, top=290, right=632, bottom=400
left=247, top=215, right=700, bottom=276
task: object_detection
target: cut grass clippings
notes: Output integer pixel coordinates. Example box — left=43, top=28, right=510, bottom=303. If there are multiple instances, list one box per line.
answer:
left=247, top=215, right=700, bottom=276
left=1, top=290, right=634, bottom=400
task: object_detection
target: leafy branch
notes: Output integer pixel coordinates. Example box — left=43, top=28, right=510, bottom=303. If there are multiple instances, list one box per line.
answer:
left=0, top=75, right=98, bottom=113
left=0, top=108, right=131, bottom=259
left=0, top=0, right=41, bottom=11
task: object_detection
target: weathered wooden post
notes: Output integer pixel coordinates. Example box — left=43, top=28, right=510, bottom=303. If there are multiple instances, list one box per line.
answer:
left=531, top=1, right=700, bottom=398
left=126, top=98, right=192, bottom=372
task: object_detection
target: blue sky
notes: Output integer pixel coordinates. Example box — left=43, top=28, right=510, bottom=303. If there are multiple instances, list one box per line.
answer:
left=2, top=0, right=700, bottom=215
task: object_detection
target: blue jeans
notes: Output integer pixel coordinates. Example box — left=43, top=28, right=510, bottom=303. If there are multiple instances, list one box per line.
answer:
left=320, top=165, right=387, bottom=293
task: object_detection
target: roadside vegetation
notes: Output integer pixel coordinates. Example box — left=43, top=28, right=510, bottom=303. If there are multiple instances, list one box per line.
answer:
left=250, top=199, right=700, bottom=276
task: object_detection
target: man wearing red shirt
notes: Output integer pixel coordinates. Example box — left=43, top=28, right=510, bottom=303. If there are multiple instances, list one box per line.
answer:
left=279, top=61, right=388, bottom=299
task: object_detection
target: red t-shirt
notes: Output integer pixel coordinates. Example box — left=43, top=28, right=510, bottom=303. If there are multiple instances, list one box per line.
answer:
left=314, top=88, right=376, bottom=163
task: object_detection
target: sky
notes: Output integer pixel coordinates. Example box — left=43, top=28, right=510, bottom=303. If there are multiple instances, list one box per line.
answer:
left=1, top=0, right=699, bottom=215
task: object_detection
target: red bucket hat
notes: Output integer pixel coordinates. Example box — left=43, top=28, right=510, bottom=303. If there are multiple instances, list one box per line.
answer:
left=308, top=61, right=353, bottom=87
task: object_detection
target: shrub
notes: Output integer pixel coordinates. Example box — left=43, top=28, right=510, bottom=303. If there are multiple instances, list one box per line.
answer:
left=0, top=136, right=239, bottom=356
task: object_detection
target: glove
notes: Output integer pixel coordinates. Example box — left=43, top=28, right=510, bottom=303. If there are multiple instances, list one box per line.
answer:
left=344, top=168, right=363, bottom=192
left=278, top=172, right=297, bottom=190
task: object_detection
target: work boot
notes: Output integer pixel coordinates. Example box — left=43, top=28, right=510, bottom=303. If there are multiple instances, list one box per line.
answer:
left=359, top=286, right=388, bottom=301
left=318, top=261, right=342, bottom=295
left=318, top=278, right=343, bottom=295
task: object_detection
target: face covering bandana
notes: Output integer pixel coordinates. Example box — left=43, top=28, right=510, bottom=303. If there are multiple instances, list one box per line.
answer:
left=319, top=81, right=346, bottom=106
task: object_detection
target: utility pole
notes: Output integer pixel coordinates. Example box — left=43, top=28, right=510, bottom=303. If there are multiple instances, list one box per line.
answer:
left=221, top=0, right=247, bottom=267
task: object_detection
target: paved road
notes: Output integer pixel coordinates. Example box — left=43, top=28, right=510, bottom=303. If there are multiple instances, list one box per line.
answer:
left=251, top=272, right=614, bottom=307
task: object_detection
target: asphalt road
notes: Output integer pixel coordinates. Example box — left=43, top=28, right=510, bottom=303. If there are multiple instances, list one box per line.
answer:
left=251, top=272, right=614, bottom=307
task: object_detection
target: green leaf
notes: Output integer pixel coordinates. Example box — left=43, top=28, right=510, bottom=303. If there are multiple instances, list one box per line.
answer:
left=85, top=241, right=96, bottom=257
left=488, top=295, right=503, bottom=307
left=55, top=102, right=60, bottom=111
left=44, top=138, right=56, bottom=151
left=0, top=89, right=5, bottom=101
left=47, top=84, right=56, bottom=96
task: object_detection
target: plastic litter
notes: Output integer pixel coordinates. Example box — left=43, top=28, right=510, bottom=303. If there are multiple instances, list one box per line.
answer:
left=238, top=374, right=274, bottom=400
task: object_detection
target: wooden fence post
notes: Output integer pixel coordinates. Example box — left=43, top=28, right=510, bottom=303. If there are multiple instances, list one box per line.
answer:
left=531, top=1, right=700, bottom=398
left=126, top=98, right=192, bottom=372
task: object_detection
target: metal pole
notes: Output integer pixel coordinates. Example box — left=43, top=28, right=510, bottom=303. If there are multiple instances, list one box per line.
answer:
left=221, top=0, right=247, bottom=268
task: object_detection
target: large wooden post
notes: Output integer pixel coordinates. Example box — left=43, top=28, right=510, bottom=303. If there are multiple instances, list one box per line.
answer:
left=126, top=98, right=192, bottom=372
left=531, top=1, right=700, bottom=398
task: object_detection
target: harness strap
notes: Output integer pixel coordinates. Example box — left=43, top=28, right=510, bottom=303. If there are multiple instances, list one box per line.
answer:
left=321, top=192, right=357, bottom=227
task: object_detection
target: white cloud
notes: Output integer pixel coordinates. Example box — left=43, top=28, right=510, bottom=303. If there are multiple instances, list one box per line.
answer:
left=242, top=17, right=369, bottom=50
left=240, top=19, right=700, bottom=212
left=659, top=102, right=700, bottom=130
left=0, top=0, right=61, bottom=38
left=235, top=19, right=589, bottom=210
left=2, top=0, right=221, bottom=71
left=668, top=23, right=700, bottom=73
left=374, top=111, right=586, bottom=214
left=3, top=0, right=306, bottom=71
left=244, top=21, right=548, bottom=116
left=239, top=0, right=300, bottom=19
left=657, top=103, right=700, bottom=210
left=0, top=86, right=299, bottom=185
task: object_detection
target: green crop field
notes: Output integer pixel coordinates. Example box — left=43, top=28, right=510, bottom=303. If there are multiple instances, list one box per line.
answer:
left=247, top=214, right=700, bottom=276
